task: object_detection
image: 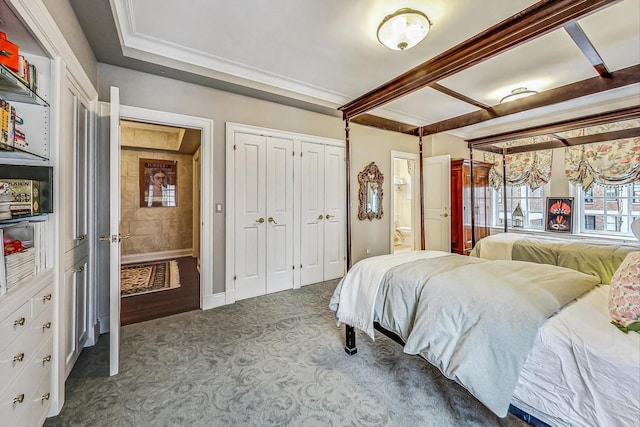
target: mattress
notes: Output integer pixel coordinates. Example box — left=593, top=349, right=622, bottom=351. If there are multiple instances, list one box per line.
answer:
left=512, top=285, right=640, bottom=427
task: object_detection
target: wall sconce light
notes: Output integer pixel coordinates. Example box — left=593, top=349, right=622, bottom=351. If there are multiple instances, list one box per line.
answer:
left=377, top=8, right=432, bottom=51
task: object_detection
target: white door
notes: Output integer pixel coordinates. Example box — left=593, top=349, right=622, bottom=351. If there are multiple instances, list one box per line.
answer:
left=108, top=86, right=121, bottom=376
left=323, top=145, right=345, bottom=280
left=265, top=137, right=294, bottom=293
left=300, top=142, right=324, bottom=286
left=234, top=133, right=266, bottom=300
left=424, top=155, right=451, bottom=252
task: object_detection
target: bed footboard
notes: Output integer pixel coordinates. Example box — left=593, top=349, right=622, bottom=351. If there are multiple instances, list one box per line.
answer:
left=345, top=325, right=357, bottom=355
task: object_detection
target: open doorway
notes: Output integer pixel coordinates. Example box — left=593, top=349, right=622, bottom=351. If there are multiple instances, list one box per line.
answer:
left=390, top=151, right=419, bottom=254
left=118, top=120, right=202, bottom=325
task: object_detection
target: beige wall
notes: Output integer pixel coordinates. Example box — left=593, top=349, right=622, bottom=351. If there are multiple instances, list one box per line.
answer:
left=119, top=137, right=194, bottom=256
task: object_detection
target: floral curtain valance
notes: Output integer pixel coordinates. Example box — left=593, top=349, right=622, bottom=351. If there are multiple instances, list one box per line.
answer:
left=482, top=145, right=552, bottom=191
left=563, top=120, right=640, bottom=190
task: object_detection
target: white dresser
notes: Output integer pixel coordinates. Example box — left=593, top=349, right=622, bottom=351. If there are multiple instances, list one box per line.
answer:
left=0, top=272, right=54, bottom=427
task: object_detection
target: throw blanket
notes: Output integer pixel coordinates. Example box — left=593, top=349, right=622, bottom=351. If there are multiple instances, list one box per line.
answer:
left=400, top=257, right=600, bottom=417
left=330, top=250, right=449, bottom=339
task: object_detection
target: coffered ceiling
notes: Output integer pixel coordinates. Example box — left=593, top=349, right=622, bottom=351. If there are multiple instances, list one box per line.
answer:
left=69, top=0, right=640, bottom=139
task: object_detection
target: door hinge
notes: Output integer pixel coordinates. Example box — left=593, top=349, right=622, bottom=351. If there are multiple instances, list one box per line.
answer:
left=233, top=144, right=236, bottom=150
left=292, top=151, right=295, bottom=156
left=300, top=152, right=303, bottom=157
left=300, top=264, right=303, bottom=269
left=233, top=275, right=236, bottom=281
left=292, top=265, right=295, bottom=270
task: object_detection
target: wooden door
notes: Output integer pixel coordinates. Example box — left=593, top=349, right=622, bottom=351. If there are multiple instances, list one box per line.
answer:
left=234, top=133, right=267, bottom=300
left=265, top=137, right=294, bottom=294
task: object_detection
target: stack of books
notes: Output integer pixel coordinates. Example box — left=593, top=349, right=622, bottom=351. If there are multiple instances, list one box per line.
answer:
left=0, top=97, right=26, bottom=150
left=5, top=247, right=35, bottom=290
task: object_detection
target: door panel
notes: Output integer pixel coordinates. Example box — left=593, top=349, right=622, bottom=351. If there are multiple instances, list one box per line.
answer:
left=266, top=137, right=293, bottom=294
left=323, top=145, right=345, bottom=280
left=108, top=86, right=121, bottom=376
left=235, top=133, right=266, bottom=300
left=300, top=142, right=324, bottom=286
left=424, top=155, right=451, bottom=252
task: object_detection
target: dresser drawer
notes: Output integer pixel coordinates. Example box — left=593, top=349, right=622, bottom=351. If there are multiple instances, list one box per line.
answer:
left=31, top=285, right=53, bottom=320
left=0, top=357, right=44, bottom=425
left=0, top=300, right=32, bottom=353
left=15, top=371, right=52, bottom=427
left=0, top=305, right=53, bottom=396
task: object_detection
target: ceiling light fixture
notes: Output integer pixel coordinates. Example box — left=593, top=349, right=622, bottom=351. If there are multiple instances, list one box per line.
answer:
left=500, top=87, right=539, bottom=103
left=377, top=8, right=432, bottom=51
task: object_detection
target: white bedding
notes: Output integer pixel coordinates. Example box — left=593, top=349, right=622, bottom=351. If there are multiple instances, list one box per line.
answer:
left=513, top=285, right=640, bottom=427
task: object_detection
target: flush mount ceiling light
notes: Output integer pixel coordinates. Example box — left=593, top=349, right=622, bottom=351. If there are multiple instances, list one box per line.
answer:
left=500, top=87, right=539, bottom=103
left=377, top=8, right=432, bottom=51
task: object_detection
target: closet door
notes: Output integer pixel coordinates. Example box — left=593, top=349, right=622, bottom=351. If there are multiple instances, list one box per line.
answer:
left=300, top=142, right=325, bottom=286
left=265, top=137, right=294, bottom=293
left=323, top=145, right=345, bottom=280
left=234, top=133, right=267, bottom=300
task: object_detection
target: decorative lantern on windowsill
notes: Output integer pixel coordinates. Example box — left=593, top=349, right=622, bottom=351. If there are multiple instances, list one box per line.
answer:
left=512, top=202, right=524, bottom=228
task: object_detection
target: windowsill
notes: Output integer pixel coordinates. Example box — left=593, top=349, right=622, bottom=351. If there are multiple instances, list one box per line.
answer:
left=489, top=227, right=640, bottom=246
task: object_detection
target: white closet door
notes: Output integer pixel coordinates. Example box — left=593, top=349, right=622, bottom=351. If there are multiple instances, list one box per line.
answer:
left=265, top=137, right=294, bottom=294
left=234, top=133, right=267, bottom=300
left=424, top=155, right=451, bottom=252
left=300, top=142, right=325, bottom=286
left=324, top=145, right=346, bottom=280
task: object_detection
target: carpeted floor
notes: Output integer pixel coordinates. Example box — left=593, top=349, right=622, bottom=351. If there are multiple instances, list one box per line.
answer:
left=45, top=280, right=529, bottom=427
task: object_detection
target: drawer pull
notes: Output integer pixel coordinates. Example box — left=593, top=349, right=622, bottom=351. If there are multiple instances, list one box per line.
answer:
left=13, top=353, right=25, bottom=362
left=42, top=355, right=52, bottom=364
left=41, top=393, right=51, bottom=401
left=14, top=317, right=25, bottom=326
left=13, top=394, right=25, bottom=404
left=42, top=322, right=52, bottom=330
left=43, top=294, right=52, bottom=301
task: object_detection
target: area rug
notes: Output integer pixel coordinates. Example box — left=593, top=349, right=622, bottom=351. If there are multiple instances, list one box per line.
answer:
left=120, top=260, right=180, bottom=297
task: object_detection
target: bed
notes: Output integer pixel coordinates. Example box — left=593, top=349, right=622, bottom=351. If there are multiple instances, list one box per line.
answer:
left=330, top=239, right=639, bottom=426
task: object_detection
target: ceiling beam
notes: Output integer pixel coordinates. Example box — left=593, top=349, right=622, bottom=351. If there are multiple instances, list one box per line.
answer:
left=503, top=127, right=640, bottom=154
left=421, top=64, right=639, bottom=136
left=350, top=114, right=419, bottom=135
left=338, top=0, right=619, bottom=119
left=468, top=105, right=640, bottom=146
left=429, top=83, right=490, bottom=109
left=564, top=21, right=610, bottom=77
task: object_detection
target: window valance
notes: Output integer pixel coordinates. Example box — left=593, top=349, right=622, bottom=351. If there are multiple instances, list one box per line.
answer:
left=563, top=119, right=640, bottom=191
left=482, top=136, right=553, bottom=190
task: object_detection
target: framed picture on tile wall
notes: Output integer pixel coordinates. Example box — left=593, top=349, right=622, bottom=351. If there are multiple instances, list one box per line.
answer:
left=139, top=159, right=177, bottom=207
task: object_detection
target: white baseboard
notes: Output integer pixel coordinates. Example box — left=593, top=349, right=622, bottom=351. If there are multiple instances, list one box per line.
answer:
left=121, top=249, right=193, bottom=264
left=203, top=292, right=227, bottom=310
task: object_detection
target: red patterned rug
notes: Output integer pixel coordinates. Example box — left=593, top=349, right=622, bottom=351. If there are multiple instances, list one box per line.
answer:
left=120, top=260, right=180, bottom=297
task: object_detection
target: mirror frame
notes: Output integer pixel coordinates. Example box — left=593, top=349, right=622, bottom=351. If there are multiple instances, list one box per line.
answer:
left=358, top=162, right=384, bottom=221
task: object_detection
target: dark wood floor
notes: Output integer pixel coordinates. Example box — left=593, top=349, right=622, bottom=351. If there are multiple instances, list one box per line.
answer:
left=120, top=256, right=200, bottom=326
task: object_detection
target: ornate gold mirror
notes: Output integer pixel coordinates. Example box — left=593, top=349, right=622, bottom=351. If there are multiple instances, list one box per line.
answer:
left=358, top=162, right=384, bottom=221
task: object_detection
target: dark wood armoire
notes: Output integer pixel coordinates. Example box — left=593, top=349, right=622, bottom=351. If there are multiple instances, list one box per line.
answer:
left=450, top=159, right=492, bottom=255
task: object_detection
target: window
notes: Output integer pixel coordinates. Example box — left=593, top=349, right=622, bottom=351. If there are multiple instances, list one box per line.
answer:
left=578, top=183, right=639, bottom=237
left=492, top=185, right=545, bottom=229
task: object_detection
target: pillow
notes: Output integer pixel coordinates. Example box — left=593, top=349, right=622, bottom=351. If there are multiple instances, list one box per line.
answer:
left=608, top=251, right=640, bottom=333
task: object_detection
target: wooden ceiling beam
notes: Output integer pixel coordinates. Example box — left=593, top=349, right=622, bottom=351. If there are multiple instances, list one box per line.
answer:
left=350, top=114, right=419, bottom=135
left=339, top=0, right=619, bottom=119
left=502, top=127, right=640, bottom=154
left=468, top=105, right=640, bottom=146
left=564, top=21, right=610, bottom=77
left=422, top=64, right=639, bottom=136
left=429, top=83, right=490, bottom=109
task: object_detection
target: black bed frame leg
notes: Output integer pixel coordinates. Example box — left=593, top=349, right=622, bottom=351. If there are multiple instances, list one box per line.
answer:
left=344, top=325, right=357, bottom=355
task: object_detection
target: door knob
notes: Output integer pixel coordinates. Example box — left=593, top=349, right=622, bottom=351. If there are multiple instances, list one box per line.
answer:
left=317, top=215, right=324, bottom=220
left=119, top=234, right=131, bottom=241
left=99, top=235, right=112, bottom=242
left=256, top=218, right=265, bottom=223
left=268, top=217, right=278, bottom=224
left=325, top=214, right=334, bottom=219
left=441, top=213, right=448, bottom=218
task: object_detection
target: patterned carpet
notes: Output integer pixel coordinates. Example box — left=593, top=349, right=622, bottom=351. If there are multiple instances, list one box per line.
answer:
left=120, top=260, right=180, bottom=297
left=45, top=280, right=528, bottom=427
